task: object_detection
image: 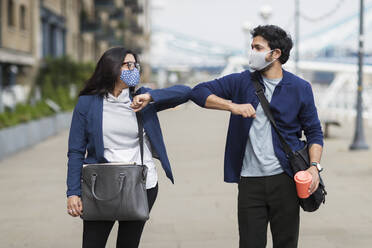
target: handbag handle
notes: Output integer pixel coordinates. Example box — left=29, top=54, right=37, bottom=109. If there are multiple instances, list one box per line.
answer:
left=91, top=173, right=125, bottom=201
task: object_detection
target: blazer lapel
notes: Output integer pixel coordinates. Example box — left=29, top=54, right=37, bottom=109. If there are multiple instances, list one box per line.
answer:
left=92, top=95, right=107, bottom=162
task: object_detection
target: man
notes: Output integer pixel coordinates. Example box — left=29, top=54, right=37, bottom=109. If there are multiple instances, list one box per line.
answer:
left=190, top=25, right=324, bottom=248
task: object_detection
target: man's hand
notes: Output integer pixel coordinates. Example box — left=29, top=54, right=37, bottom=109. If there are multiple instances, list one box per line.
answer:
left=131, top=93, right=152, bottom=112
left=229, top=103, right=256, bottom=118
left=306, top=166, right=320, bottom=195
left=204, top=95, right=255, bottom=118
left=67, top=195, right=83, bottom=217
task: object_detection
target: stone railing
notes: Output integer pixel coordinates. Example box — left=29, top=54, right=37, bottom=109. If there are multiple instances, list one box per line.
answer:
left=0, top=112, right=72, bottom=161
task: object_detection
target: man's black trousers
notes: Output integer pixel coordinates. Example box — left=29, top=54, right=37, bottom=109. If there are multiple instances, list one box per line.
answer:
left=238, top=173, right=300, bottom=248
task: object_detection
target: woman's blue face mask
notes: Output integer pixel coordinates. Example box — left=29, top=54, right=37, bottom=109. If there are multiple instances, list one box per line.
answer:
left=120, top=68, right=140, bottom=87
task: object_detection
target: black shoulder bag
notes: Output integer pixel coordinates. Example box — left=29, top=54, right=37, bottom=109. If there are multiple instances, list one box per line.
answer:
left=80, top=91, right=149, bottom=221
left=252, top=77, right=327, bottom=212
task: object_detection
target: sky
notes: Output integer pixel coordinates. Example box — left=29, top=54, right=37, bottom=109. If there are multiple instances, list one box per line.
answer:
left=151, top=0, right=372, bottom=51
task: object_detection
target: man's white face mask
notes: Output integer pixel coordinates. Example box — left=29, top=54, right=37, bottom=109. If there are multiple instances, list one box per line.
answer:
left=248, top=49, right=277, bottom=71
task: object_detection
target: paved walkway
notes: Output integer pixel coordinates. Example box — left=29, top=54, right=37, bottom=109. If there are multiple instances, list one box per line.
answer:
left=0, top=102, right=371, bottom=247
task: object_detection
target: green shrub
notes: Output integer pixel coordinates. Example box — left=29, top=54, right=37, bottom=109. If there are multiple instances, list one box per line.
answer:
left=0, top=101, right=56, bottom=129
left=0, top=111, right=18, bottom=129
left=36, top=56, right=94, bottom=111
left=0, top=56, right=94, bottom=130
left=14, top=104, right=33, bottom=123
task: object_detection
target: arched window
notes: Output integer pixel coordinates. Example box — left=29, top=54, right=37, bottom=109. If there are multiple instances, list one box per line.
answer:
left=20, top=5, right=27, bottom=30
left=7, top=0, right=15, bottom=27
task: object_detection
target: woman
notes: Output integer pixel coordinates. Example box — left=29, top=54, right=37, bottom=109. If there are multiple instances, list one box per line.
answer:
left=66, top=47, right=191, bottom=248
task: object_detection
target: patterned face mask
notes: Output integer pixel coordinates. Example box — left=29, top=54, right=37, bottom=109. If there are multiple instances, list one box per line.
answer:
left=120, top=68, right=140, bottom=87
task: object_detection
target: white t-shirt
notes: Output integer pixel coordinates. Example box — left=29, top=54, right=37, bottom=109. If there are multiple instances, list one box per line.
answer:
left=102, top=88, right=158, bottom=189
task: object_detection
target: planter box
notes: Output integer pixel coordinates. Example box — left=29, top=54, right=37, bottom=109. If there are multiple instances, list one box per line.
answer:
left=0, top=112, right=72, bottom=161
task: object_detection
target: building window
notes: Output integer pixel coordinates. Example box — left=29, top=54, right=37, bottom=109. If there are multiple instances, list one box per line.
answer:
left=41, top=7, right=66, bottom=58
left=20, top=5, right=27, bottom=30
left=8, top=0, right=15, bottom=27
left=50, top=24, right=57, bottom=57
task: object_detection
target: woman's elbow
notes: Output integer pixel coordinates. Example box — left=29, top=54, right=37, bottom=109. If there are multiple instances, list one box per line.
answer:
left=178, top=84, right=192, bottom=95
left=175, top=85, right=192, bottom=102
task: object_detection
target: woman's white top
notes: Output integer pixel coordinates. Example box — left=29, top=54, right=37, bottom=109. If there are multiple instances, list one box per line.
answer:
left=102, top=88, right=158, bottom=189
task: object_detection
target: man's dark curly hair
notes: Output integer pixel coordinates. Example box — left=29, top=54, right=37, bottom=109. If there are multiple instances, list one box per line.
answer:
left=251, top=25, right=293, bottom=64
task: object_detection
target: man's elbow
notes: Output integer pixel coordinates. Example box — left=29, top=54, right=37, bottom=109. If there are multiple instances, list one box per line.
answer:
left=190, top=85, right=212, bottom=107
left=306, top=132, right=324, bottom=147
left=304, top=124, right=324, bottom=146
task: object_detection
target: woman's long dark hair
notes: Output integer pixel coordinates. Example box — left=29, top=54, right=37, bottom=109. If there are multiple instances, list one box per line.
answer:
left=79, top=47, right=138, bottom=96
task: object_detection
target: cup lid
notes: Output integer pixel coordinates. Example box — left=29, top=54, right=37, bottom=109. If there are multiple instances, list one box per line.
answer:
left=294, top=171, right=312, bottom=183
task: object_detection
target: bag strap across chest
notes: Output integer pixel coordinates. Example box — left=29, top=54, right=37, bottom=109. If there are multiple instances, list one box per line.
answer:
left=251, top=76, right=294, bottom=157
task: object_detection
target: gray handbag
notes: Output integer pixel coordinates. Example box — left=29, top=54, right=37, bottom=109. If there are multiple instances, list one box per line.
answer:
left=81, top=109, right=149, bottom=221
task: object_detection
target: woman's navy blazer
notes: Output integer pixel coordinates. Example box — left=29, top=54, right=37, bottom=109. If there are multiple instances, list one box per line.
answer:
left=66, top=85, right=191, bottom=197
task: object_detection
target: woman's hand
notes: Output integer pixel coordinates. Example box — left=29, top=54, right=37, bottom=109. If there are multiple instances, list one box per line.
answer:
left=67, top=195, right=83, bottom=217
left=131, top=93, right=152, bottom=112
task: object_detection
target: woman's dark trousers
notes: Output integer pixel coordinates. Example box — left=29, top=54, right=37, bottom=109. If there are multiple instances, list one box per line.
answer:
left=82, top=184, right=158, bottom=248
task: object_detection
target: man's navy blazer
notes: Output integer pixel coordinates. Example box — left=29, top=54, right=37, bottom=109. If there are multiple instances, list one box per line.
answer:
left=67, top=85, right=191, bottom=197
left=191, top=70, right=324, bottom=183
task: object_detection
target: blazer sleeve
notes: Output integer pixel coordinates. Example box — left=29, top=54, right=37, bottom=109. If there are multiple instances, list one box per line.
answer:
left=298, top=83, right=324, bottom=146
left=190, top=73, right=241, bottom=107
left=145, top=85, right=192, bottom=112
left=66, top=96, right=89, bottom=197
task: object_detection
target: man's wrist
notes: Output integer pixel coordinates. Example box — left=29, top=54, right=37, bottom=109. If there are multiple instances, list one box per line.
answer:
left=227, top=102, right=235, bottom=112
left=311, top=162, right=323, bottom=172
left=307, top=166, right=318, bottom=177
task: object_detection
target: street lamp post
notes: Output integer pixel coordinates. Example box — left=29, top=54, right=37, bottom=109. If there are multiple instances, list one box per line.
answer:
left=350, top=0, right=369, bottom=150
left=0, top=64, right=3, bottom=113
left=259, top=5, right=273, bottom=24
left=294, top=0, right=300, bottom=75
left=242, top=21, right=254, bottom=57
left=9, top=65, right=18, bottom=112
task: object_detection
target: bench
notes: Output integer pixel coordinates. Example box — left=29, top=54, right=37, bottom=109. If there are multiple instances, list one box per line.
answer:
left=322, top=119, right=341, bottom=138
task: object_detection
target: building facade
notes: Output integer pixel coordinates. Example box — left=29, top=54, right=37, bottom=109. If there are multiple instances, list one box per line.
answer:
left=0, top=0, right=151, bottom=111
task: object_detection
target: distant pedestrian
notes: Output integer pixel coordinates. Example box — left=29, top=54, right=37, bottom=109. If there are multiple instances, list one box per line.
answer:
left=190, top=25, right=324, bottom=248
left=66, top=47, right=191, bottom=248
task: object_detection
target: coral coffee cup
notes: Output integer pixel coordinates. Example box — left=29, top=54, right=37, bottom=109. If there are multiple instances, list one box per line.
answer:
left=294, top=171, right=313, bottom=199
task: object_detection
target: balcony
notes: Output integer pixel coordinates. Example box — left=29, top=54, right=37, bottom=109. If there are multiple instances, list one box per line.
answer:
left=81, top=20, right=102, bottom=33
left=110, top=8, right=124, bottom=20
left=125, top=0, right=143, bottom=14
left=80, top=9, right=102, bottom=33
left=131, top=4, right=143, bottom=14
left=130, top=20, right=143, bottom=34
left=94, top=26, right=117, bottom=43
left=94, top=0, right=116, bottom=13
left=95, top=0, right=115, bottom=8
left=125, top=0, right=137, bottom=7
